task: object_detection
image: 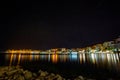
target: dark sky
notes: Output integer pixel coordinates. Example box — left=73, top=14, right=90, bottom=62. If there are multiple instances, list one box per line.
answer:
left=0, top=0, right=120, bottom=50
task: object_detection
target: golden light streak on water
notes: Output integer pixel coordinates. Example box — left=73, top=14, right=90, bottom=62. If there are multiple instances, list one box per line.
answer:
left=100, top=53, right=106, bottom=66
left=30, top=55, right=32, bottom=61
left=79, top=54, right=83, bottom=64
left=94, top=54, right=97, bottom=65
left=91, top=53, right=95, bottom=64
left=52, top=54, right=58, bottom=63
left=63, top=55, right=67, bottom=62
left=83, top=53, right=86, bottom=63
left=107, top=53, right=113, bottom=67
left=35, top=55, right=39, bottom=60
left=17, top=53, right=21, bottom=65
left=48, top=54, right=50, bottom=62
left=4, top=52, right=120, bottom=71
left=21, top=54, right=24, bottom=61
left=113, top=54, right=117, bottom=64
left=9, top=53, right=13, bottom=66
left=116, top=54, right=119, bottom=63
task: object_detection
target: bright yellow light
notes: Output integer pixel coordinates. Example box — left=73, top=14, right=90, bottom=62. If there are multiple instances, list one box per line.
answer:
left=6, top=49, right=40, bottom=54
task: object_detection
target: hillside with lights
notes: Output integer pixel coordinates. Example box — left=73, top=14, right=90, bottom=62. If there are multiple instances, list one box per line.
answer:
left=5, top=37, right=120, bottom=54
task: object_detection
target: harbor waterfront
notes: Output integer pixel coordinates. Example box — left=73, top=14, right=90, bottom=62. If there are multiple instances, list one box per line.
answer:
left=4, top=49, right=120, bottom=54
left=0, top=38, right=120, bottom=79
left=4, top=52, right=120, bottom=68
left=1, top=1, right=120, bottom=79
left=0, top=51, right=120, bottom=79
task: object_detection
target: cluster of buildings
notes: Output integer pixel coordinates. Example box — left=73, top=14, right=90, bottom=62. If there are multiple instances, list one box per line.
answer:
left=6, top=37, right=120, bottom=54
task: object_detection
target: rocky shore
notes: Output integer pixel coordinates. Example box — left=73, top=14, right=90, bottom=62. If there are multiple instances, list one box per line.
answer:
left=0, top=66, right=114, bottom=80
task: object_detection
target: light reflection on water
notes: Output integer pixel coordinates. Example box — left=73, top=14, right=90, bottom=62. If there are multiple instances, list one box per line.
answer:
left=5, top=53, right=120, bottom=71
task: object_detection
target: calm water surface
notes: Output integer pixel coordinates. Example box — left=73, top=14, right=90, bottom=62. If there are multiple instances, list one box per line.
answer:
left=0, top=53, right=120, bottom=79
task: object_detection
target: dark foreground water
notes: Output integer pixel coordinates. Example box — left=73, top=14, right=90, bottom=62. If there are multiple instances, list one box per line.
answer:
left=0, top=53, right=120, bottom=79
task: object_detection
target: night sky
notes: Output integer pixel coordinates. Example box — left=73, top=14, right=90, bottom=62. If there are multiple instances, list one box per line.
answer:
left=0, top=0, right=120, bottom=50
